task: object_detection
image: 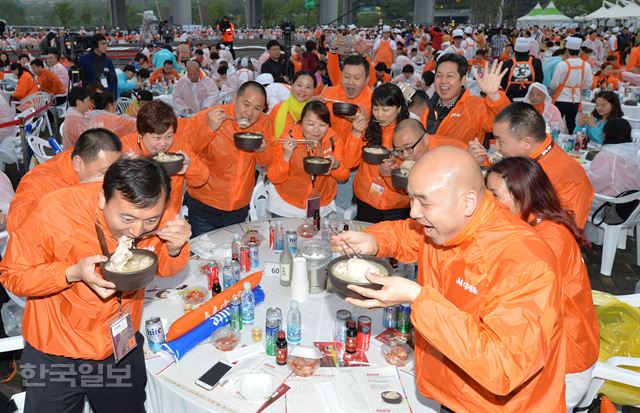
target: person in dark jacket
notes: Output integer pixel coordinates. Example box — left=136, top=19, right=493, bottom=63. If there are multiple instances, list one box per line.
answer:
left=500, top=37, right=543, bottom=101
left=77, top=33, right=117, bottom=96
left=261, top=40, right=293, bottom=83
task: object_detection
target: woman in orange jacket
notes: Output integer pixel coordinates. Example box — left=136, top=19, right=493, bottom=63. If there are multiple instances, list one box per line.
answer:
left=347, top=83, right=410, bottom=223
left=9, top=62, right=39, bottom=101
left=487, top=157, right=599, bottom=413
left=268, top=70, right=316, bottom=144
left=267, top=101, right=349, bottom=218
left=120, top=100, right=209, bottom=219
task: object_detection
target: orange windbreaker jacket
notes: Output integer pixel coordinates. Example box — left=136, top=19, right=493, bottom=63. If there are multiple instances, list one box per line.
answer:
left=185, top=104, right=273, bottom=211
left=535, top=219, right=599, bottom=374
left=0, top=182, right=190, bottom=360
left=365, top=194, right=566, bottom=412
left=268, top=124, right=349, bottom=209
left=429, top=89, right=511, bottom=146
left=7, top=150, right=79, bottom=232
left=531, top=135, right=594, bottom=228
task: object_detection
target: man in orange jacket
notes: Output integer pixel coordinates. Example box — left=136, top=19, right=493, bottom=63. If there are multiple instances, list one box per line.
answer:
left=320, top=54, right=373, bottom=167
left=469, top=102, right=594, bottom=228
left=184, top=81, right=273, bottom=237
left=0, top=158, right=191, bottom=412
left=7, top=128, right=122, bottom=232
left=332, top=147, right=566, bottom=412
left=392, top=119, right=467, bottom=164
left=426, top=54, right=511, bottom=146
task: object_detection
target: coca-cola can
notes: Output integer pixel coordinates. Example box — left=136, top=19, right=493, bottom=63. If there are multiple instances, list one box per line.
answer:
left=240, top=246, right=250, bottom=272
left=356, top=315, right=371, bottom=351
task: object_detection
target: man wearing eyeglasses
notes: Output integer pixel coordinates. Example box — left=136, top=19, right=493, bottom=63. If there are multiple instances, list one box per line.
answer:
left=392, top=119, right=467, bottom=166
left=78, top=34, right=117, bottom=96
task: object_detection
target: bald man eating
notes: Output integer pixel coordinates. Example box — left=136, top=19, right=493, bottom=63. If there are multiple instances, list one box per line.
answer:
left=392, top=119, right=467, bottom=165
left=332, top=147, right=566, bottom=412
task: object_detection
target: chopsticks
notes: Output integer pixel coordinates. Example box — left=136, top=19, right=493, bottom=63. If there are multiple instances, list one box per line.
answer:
left=94, top=222, right=110, bottom=256
left=330, top=226, right=363, bottom=260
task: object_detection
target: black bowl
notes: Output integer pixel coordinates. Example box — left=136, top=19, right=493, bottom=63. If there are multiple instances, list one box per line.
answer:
left=327, top=255, right=393, bottom=300
left=332, top=102, right=358, bottom=117
left=362, top=145, right=391, bottom=165
left=153, top=152, right=185, bottom=175
left=100, top=249, right=158, bottom=291
left=391, top=168, right=409, bottom=190
left=234, top=132, right=264, bottom=151
left=303, top=156, right=332, bottom=175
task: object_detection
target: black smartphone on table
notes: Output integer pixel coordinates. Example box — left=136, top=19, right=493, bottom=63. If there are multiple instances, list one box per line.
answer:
left=194, top=361, right=232, bottom=391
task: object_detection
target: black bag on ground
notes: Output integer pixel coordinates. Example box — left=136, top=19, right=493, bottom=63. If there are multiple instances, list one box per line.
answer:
left=591, top=190, right=639, bottom=226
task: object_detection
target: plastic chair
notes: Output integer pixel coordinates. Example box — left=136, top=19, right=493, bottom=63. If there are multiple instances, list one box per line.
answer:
left=575, top=293, right=640, bottom=412
left=248, top=175, right=270, bottom=221
left=14, top=93, right=53, bottom=136
left=0, top=335, right=95, bottom=412
left=0, top=335, right=26, bottom=411
left=27, top=135, right=55, bottom=165
left=589, top=192, right=640, bottom=276
left=115, top=97, right=132, bottom=115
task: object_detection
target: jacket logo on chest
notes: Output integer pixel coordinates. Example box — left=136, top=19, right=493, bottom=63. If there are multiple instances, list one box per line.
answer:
left=455, top=276, right=478, bottom=295
left=449, top=112, right=461, bottom=118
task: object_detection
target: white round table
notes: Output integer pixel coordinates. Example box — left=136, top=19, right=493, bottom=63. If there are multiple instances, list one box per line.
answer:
left=141, top=218, right=440, bottom=413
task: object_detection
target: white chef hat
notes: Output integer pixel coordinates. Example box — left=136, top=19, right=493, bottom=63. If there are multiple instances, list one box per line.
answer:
left=256, top=73, right=274, bottom=86
left=240, top=57, right=248, bottom=68
left=382, top=25, right=391, bottom=32
left=514, top=37, right=530, bottom=53
left=464, top=27, right=473, bottom=35
left=348, top=24, right=357, bottom=31
left=612, top=27, right=620, bottom=34
left=565, top=36, right=582, bottom=51
left=452, top=29, right=464, bottom=38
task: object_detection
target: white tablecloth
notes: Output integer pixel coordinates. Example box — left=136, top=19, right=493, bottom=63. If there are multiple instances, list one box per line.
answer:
left=141, top=218, right=440, bottom=413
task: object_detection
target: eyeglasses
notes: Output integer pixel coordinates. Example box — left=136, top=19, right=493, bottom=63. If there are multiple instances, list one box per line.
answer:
left=392, top=133, right=425, bottom=157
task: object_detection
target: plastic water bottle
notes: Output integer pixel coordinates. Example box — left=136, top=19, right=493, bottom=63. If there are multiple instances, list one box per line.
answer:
left=287, top=299, right=301, bottom=346
left=241, top=282, right=255, bottom=325
left=222, top=257, right=234, bottom=290
left=274, top=221, right=284, bottom=252
left=231, top=254, right=241, bottom=284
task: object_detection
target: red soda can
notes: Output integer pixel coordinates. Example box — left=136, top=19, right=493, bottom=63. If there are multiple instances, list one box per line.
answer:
left=356, top=315, right=371, bottom=351
left=240, top=246, right=250, bottom=272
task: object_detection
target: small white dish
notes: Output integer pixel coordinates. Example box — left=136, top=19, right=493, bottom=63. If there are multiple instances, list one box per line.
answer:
left=239, top=373, right=274, bottom=402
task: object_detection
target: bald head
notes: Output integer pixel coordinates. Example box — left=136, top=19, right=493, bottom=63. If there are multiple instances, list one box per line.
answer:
left=393, top=119, right=428, bottom=161
left=407, top=147, right=485, bottom=245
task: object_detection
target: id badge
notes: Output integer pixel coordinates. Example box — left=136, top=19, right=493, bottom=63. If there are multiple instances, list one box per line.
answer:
left=306, top=192, right=321, bottom=218
left=109, top=307, right=137, bottom=364
left=367, top=181, right=385, bottom=207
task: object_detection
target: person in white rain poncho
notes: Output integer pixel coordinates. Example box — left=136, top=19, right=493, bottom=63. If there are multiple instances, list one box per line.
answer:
left=173, top=61, right=219, bottom=113
left=523, top=82, right=566, bottom=134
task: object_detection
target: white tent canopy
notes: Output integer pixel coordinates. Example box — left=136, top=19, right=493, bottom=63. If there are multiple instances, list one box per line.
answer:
left=583, top=0, right=640, bottom=22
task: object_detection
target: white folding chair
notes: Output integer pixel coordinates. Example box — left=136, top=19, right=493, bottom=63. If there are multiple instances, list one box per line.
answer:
left=13, top=93, right=53, bottom=136
left=115, top=97, right=132, bottom=115
left=587, top=192, right=640, bottom=276
left=575, top=293, right=640, bottom=412
left=248, top=174, right=270, bottom=221
left=27, top=135, right=55, bottom=165
left=0, top=335, right=25, bottom=411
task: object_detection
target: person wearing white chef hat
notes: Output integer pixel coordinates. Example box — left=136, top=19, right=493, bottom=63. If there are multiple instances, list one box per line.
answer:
left=461, top=27, right=477, bottom=60
left=501, top=37, right=543, bottom=101
left=442, top=29, right=465, bottom=57
left=550, top=36, right=593, bottom=132
left=374, top=24, right=397, bottom=70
